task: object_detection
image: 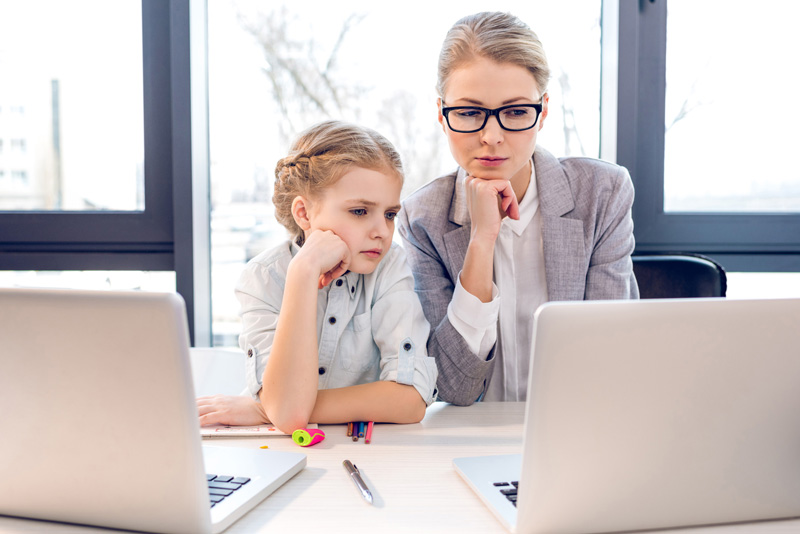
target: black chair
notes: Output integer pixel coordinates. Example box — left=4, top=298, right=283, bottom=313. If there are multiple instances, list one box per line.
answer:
left=632, top=253, right=727, bottom=299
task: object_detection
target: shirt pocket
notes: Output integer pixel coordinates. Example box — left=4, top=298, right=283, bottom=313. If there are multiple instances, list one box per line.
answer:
left=338, top=311, right=379, bottom=373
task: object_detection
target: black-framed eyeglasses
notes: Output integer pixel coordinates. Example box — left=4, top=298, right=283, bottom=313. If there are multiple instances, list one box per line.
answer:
left=441, top=100, right=544, bottom=133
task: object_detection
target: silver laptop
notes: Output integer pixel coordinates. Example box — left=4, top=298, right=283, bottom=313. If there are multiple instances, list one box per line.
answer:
left=454, top=297, right=800, bottom=534
left=0, top=288, right=306, bottom=534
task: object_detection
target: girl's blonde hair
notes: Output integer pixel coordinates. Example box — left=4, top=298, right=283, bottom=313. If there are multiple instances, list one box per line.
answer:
left=436, top=11, right=550, bottom=99
left=273, top=120, right=404, bottom=245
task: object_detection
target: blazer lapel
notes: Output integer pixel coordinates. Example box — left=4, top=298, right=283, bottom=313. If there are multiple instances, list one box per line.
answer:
left=442, top=168, right=471, bottom=281
left=534, top=148, right=587, bottom=301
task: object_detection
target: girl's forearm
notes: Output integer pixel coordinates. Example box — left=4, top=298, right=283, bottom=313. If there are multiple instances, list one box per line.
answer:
left=261, top=260, right=322, bottom=432
left=309, top=381, right=426, bottom=425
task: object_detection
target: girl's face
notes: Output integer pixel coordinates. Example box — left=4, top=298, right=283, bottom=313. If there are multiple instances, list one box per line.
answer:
left=439, top=56, right=548, bottom=194
left=304, top=166, right=402, bottom=275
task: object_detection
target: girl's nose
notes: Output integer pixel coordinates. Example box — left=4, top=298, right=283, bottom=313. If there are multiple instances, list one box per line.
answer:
left=371, top=216, right=390, bottom=238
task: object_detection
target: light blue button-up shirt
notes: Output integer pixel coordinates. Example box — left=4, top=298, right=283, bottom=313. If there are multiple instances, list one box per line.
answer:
left=236, top=240, right=438, bottom=405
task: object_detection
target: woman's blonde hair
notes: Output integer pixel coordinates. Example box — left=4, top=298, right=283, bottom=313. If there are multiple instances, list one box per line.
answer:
left=273, top=120, right=404, bottom=245
left=436, top=11, right=550, bottom=99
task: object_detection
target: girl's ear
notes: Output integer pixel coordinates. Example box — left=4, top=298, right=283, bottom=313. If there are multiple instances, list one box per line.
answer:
left=291, top=196, right=312, bottom=231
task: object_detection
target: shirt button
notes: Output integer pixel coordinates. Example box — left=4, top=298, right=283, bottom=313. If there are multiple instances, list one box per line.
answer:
left=403, top=343, right=412, bottom=351
left=328, top=317, right=337, bottom=325
left=318, top=367, right=326, bottom=375
left=247, top=349, right=254, bottom=358
left=335, top=279, right=343, bottom=287
left=350, top=286, right=355, bottom=293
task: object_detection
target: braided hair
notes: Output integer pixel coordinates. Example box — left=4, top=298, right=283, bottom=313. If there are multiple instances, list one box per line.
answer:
left=273, top=120, right=404, bottom=245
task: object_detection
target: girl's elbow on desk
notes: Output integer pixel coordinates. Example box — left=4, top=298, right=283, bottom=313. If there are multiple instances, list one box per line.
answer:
left=388, top=385, right=428, bottom=424
left=267, top=409, right=312, bottom=435
left=259, top=393, right=313, bottom=434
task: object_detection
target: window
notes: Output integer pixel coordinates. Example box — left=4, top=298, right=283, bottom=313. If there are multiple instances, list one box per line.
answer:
left=615, top=0, right=800, bottom=272
left=0, top=0, right=205, bottom=343
left=11, top=170, right=27, bottom=184
left=0, top=2, right=142, bottom=212
left=664, top=2, right=800, bottom=214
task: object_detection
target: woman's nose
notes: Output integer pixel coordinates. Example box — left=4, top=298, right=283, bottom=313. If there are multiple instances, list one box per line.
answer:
left=480, top=115, right=504, bottom=144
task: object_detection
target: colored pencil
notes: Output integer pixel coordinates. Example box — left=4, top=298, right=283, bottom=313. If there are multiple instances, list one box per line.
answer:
left=365, top=421, right=374, bottom=444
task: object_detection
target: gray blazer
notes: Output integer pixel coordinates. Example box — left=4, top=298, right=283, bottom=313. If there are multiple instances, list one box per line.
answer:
left=398, top=146, right=639, bottom=406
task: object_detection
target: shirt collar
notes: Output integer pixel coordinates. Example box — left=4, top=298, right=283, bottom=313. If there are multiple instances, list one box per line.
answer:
left=502, top=160, right=539, bottom=237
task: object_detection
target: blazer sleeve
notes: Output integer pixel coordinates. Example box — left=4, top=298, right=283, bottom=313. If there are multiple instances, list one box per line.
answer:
left=398, top=196, right=495, bottom=406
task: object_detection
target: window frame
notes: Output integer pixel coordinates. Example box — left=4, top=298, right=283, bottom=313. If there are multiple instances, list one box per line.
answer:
left=613, top=0, right=800, bottom=272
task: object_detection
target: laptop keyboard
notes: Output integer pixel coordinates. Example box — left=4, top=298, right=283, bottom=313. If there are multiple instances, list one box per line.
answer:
left=493, top=480, right=519, bottom=507
left=207, top=474, right=251, bottom=508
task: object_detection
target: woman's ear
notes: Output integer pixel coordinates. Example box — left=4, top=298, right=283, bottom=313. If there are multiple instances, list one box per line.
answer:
left=538, top=93, right=549, bottom=131
left=291, top=196, right=312, bottom=231
left=437, top=97, right=446, bottom=131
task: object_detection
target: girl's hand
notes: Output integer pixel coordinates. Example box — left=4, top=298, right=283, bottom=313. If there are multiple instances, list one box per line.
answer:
left=294, top=229, right=351, bottom=288
left=464, top=174, right=520, bottom=242
left=196, top=394, right=269, bottom=426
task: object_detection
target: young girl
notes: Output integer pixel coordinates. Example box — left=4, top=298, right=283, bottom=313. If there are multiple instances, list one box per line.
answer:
left=197, top=120, right=437, bottom=433
left=398, top=12, right=638, bottom=406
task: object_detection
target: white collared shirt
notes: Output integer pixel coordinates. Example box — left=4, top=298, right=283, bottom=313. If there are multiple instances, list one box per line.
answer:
left=446, top=163, right=548, bottom=401
left=236, top=240, right=438, bottom=406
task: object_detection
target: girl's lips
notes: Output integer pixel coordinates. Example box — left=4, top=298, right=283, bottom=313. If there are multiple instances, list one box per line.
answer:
left=362, top=250, right=382, bottom=258
left=476, top=157, right=507, bottom=167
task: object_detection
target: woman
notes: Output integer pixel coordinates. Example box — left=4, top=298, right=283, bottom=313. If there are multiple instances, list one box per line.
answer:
left=398, top=12, right=638, bottom=406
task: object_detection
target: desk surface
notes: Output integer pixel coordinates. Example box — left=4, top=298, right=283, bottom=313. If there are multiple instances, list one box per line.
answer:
left=2, top=402, right=799, bottom=534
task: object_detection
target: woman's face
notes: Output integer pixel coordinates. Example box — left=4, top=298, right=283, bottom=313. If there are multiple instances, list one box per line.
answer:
left=439, top=56, right=548, bottom=193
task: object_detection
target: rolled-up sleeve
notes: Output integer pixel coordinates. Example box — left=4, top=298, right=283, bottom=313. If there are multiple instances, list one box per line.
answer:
left=234, top=253, right=288, bottom=399
left=370, top=245, right=438, bottom=405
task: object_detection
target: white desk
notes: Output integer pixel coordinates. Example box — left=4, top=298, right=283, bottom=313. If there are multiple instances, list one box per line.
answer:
left=1, top=402, right=800, bottom=533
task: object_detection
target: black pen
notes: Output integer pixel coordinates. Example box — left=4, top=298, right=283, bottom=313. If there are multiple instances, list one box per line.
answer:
left=343, top=459, right=373, bottom=505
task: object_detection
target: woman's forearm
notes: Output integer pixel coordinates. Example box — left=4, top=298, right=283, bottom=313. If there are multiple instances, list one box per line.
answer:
left=459, top=236, right=496, bottom=303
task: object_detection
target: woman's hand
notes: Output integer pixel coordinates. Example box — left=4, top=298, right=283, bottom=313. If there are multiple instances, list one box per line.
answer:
left=196, top=394, right=269, bottom=426
left=458, top=174, right=521, bottom=303
left=293, top=229, right=351, bottom=288
left=464, top=174, right=520, bottom=242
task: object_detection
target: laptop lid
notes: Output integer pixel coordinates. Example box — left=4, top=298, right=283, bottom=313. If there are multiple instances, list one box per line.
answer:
left=515, top=297, right=800, bottom=534
left=0, top=288, right=305, bottom=534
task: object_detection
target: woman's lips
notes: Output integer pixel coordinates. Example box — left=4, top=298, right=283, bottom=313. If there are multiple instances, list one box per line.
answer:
left=476, top=157, right=507, bottom=167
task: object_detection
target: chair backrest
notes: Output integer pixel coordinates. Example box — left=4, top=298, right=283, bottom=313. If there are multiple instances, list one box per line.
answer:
left=632, top=253, right=727, bottom=299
